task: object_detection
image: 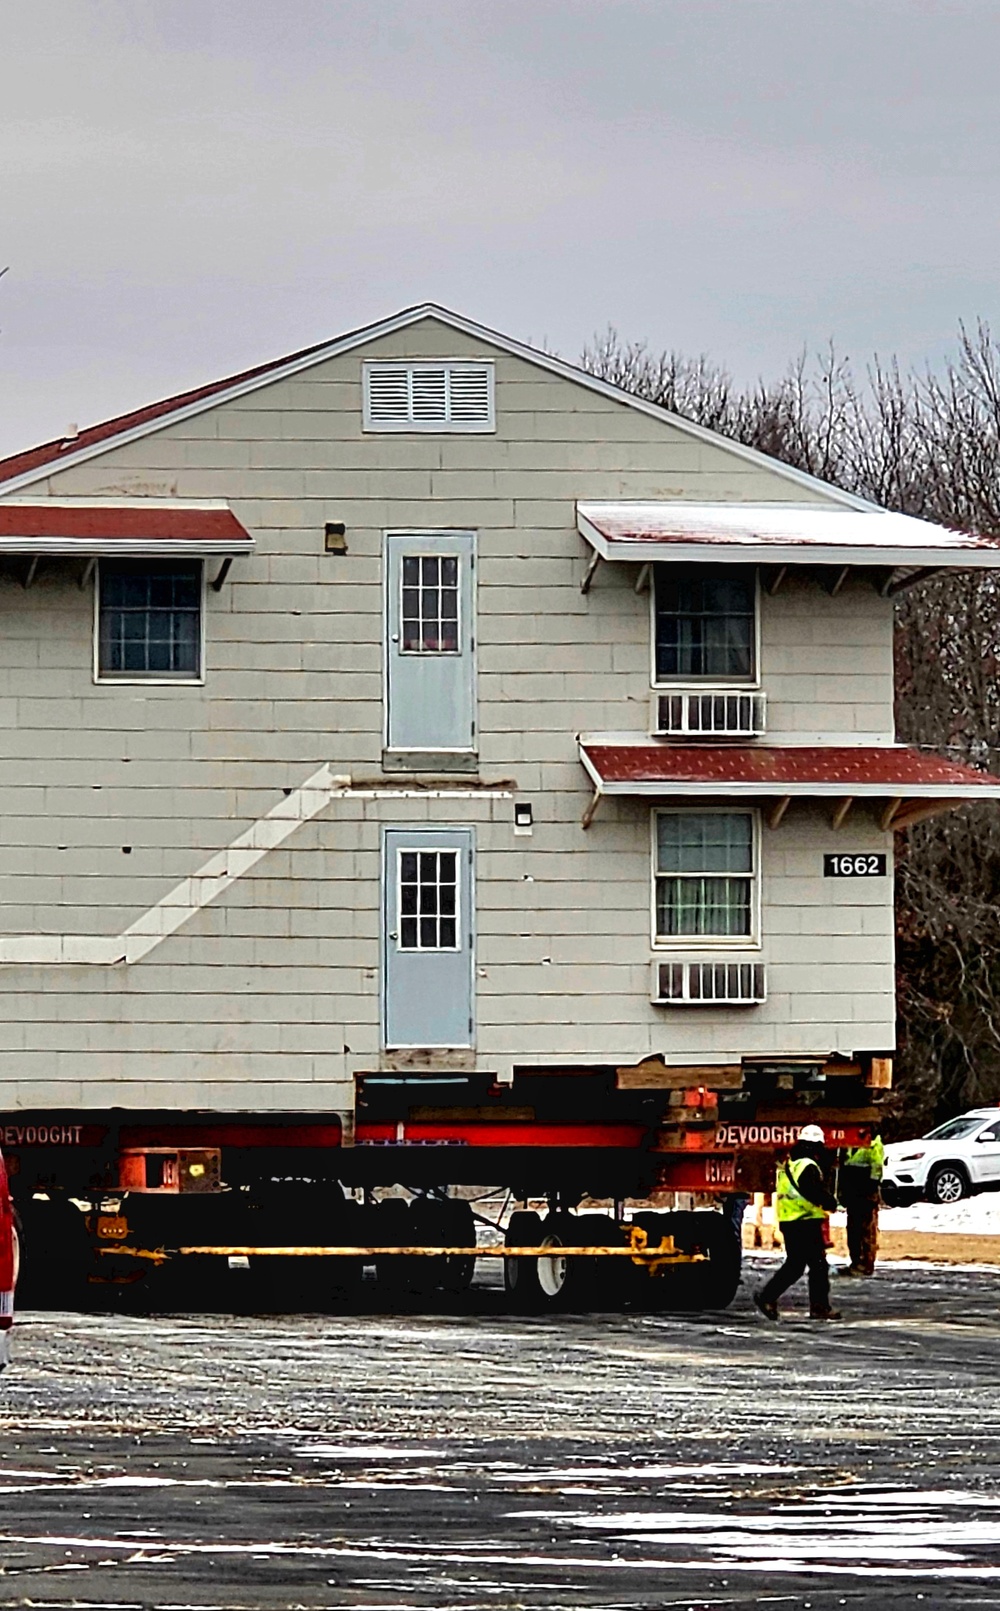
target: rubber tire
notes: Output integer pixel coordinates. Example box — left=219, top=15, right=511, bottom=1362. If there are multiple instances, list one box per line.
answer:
left=926, top=1163, right=970, bottom=1205
left=527, top=1212, right=625, bottom=1314
left=13, top=1194, right=97, bottom=1310
left=633, top=1209, right=742, bottom=1312
left=374, top=1198, right=420, bottom=1296
left=438, top=1197, right=477, bottom=1295
left=504, top=1209, right=545, bottom=1308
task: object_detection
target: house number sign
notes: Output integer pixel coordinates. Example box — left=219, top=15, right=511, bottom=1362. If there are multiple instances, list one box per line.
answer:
left=823, top=853, right=887, bottom=877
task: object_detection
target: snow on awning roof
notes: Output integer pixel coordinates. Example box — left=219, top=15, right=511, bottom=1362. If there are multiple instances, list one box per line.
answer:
left=578, top=739, right=1000, bottom=830
left=576, top=501, right=1000, bottom=569
left=0, top=500, right=255, bottom=557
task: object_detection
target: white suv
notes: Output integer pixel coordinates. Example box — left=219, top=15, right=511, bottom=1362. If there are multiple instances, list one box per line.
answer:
left=883, top=1108, right=1000, bottom=1204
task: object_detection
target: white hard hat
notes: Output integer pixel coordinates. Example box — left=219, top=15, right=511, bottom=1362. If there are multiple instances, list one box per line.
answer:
left=798, top=1123, right=826, bottom=1145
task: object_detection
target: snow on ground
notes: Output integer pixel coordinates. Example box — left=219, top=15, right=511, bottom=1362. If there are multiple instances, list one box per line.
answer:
left=876, top=1192, right=1000, bottom=1235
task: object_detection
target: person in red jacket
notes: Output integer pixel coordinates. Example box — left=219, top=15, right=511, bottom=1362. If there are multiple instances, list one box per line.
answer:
left=0, top=1148, right=15, bottom=1370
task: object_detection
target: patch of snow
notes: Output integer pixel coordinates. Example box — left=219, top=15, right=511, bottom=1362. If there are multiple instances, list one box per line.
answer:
left=878, top=1194, right=1000, bottom=1235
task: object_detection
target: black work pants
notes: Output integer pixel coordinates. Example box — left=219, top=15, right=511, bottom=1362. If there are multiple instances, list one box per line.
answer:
left=846, top=1198, right=879, bottom=1274
left=759, top=1218, right=830, bottom=1312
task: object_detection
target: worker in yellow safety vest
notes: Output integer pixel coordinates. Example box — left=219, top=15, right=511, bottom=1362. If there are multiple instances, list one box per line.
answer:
left=838, top=1124, right=885, bottom=1278
left=754, top=1123, right=840, bottom=1321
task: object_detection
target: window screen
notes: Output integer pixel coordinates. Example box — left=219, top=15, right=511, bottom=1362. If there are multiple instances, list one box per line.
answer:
left=401, top=554, right=460, bottom=652
left=655, top=566, right=755, bottom=680
left=98, top=560, right=202, bottom=678
left=655, top=811, right=755, bottom=941
left=398, top=848, right=459, bottom=949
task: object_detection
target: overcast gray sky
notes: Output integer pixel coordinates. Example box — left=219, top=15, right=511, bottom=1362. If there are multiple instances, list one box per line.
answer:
left=0, top=0, right=998, bottom=457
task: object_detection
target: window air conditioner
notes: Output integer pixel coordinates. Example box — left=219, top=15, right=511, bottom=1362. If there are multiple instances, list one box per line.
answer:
left=652, top=689, right=766, bottom=739
left=652, top=959, right=767, bottom=1006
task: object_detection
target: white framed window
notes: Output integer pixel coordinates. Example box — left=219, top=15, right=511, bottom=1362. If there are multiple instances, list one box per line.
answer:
left=400, top=552, right=461, bottom=654
left=363, top=360, right=495, bottom=432
left=652, top=564, right=758, bottom=685
left=652, top=808, right=759, bottom=947
left=397, top=847, right=460, bottom=951
left=95, top=559, right=205, bottom=683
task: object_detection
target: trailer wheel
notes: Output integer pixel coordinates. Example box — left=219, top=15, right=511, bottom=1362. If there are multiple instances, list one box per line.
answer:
left=516, top=1212, right=623, bottom=1313
left=503, top=1209, right=545, bottom=1307
left=633, top=1210, right=741, bottom=1311
left=438, top=1197, right=477, bottom=1295
left=374, top=1198, right=420, bottom=1295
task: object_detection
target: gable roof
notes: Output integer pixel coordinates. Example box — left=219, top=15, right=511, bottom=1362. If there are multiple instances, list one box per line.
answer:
left=0, top=303, right=874, bottom=510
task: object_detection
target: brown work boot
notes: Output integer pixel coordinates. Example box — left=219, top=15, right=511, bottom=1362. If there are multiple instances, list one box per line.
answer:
left=810, top=1306, right=842, bottom=1320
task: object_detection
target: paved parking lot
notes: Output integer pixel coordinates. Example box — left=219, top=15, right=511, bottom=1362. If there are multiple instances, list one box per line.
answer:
left=2, top=1258, right=1000, bottom=1609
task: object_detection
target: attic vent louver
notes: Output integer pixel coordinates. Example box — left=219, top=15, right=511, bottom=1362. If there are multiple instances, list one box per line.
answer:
left=363, top=361, right=494, bottom=432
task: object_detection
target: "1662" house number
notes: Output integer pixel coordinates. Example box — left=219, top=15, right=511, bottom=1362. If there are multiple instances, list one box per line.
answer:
left=823, top=853, right=887, bottom=877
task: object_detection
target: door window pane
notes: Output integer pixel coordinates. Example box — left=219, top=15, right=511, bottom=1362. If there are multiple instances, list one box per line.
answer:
left=398, top=848, right=459, bottom=949
left=400, top=554, right=460, bottom=652
left=655, top=565, right=755, bottom=680
left=655, top=812, right=755, bottom=940
left=99, top=560, right=203, bottom=678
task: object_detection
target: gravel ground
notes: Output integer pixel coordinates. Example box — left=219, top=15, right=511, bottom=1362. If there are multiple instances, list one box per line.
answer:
left=2, top=1257, right=1000, bottom=1609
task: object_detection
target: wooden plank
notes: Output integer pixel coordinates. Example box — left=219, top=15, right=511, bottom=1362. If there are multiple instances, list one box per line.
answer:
left=617, top=1059, right=742, bottom=1091
left=867, top=1056, right=893, bottom=1088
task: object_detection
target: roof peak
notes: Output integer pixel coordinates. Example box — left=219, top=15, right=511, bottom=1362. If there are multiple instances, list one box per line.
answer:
left=0, top=302, right=873, bottom=511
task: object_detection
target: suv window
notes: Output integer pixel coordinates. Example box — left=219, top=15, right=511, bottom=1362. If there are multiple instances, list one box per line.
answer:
left=924, top=1116, right=985, bottom=1141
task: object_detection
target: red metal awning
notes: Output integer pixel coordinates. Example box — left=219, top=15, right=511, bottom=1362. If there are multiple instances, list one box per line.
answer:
left=578, top=738, right=1000, bottom=830
left=0, top=501, right=254, bottom=557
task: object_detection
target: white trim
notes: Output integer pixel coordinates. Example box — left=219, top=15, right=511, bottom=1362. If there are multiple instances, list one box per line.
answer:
left=362, top=359, right=495, bottom=433
left=394, top=843, right=463, bottom=953
left=0, top=538, right=253, bottom=558
left=651, top=805, right=761, bottom=951
left=0, top=304, right=874, bottom=509
left=0, top=771, right=512, bottom=968
left=93, top=556, right=206, bottom=686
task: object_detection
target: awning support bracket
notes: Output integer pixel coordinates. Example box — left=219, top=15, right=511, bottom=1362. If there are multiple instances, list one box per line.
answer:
left=581, top=787, right=603, bottom=830
left=767, top=796, right=791, bottom=830
left=22, top=556, right=39, bottom=590
left=580, top=550, right=602, bottom=595
left=886, top=566, right=943, bottom=598
left=880, top=798, right=903, bottom=832
left=79, top=557, right=96, bottom=591
left=634, top=563, right=651, bottom=595
left=831, top=796, right=854, bottom=830
left=211, top=556, right=234, bottom=592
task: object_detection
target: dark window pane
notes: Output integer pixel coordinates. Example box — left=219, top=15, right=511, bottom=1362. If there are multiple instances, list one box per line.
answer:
left=99, top=560, right=201, bottom=678
left=400, top=884, right=418, bottom=915
left=419, top=916, right=437, bottom=948
left=654, top=564, right=755, bottom=681
left=402, top=556, right=419, bottom=586
left=419, top=885, right=437, bottom=915
left=400, top=853, right=417, bottom=882
left=439, top=884, right=456, bottom=915
left=419, top=852, right=437, bottom=881
left=400, top=917, right=418, bottom=949
left=441, top=556, right=458, bottom=586
left=421, top=556, right=439, bottom=584
left=439, top=917, right=456, bottom=948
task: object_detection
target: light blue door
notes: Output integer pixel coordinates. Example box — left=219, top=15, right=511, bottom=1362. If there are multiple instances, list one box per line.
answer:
left=382, top=827, right=475, bottom=1049
left=385, top=532, right=476, bottom=753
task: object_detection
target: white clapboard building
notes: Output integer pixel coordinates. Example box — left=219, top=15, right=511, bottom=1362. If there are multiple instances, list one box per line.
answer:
left=0, top=303, right=998, bottom=1143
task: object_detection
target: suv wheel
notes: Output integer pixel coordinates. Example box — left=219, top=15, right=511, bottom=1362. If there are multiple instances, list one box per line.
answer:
left=927, top=1164, right=969, bottom=1204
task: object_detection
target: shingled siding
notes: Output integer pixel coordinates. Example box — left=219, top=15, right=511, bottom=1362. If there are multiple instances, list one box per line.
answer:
left=0, top=318, right=896, bottom=1110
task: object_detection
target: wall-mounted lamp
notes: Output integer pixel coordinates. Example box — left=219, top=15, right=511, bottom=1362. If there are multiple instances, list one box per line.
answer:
left=325, top=521, right=348, bottom=554
left=513, top=801, right=533, bottom=836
